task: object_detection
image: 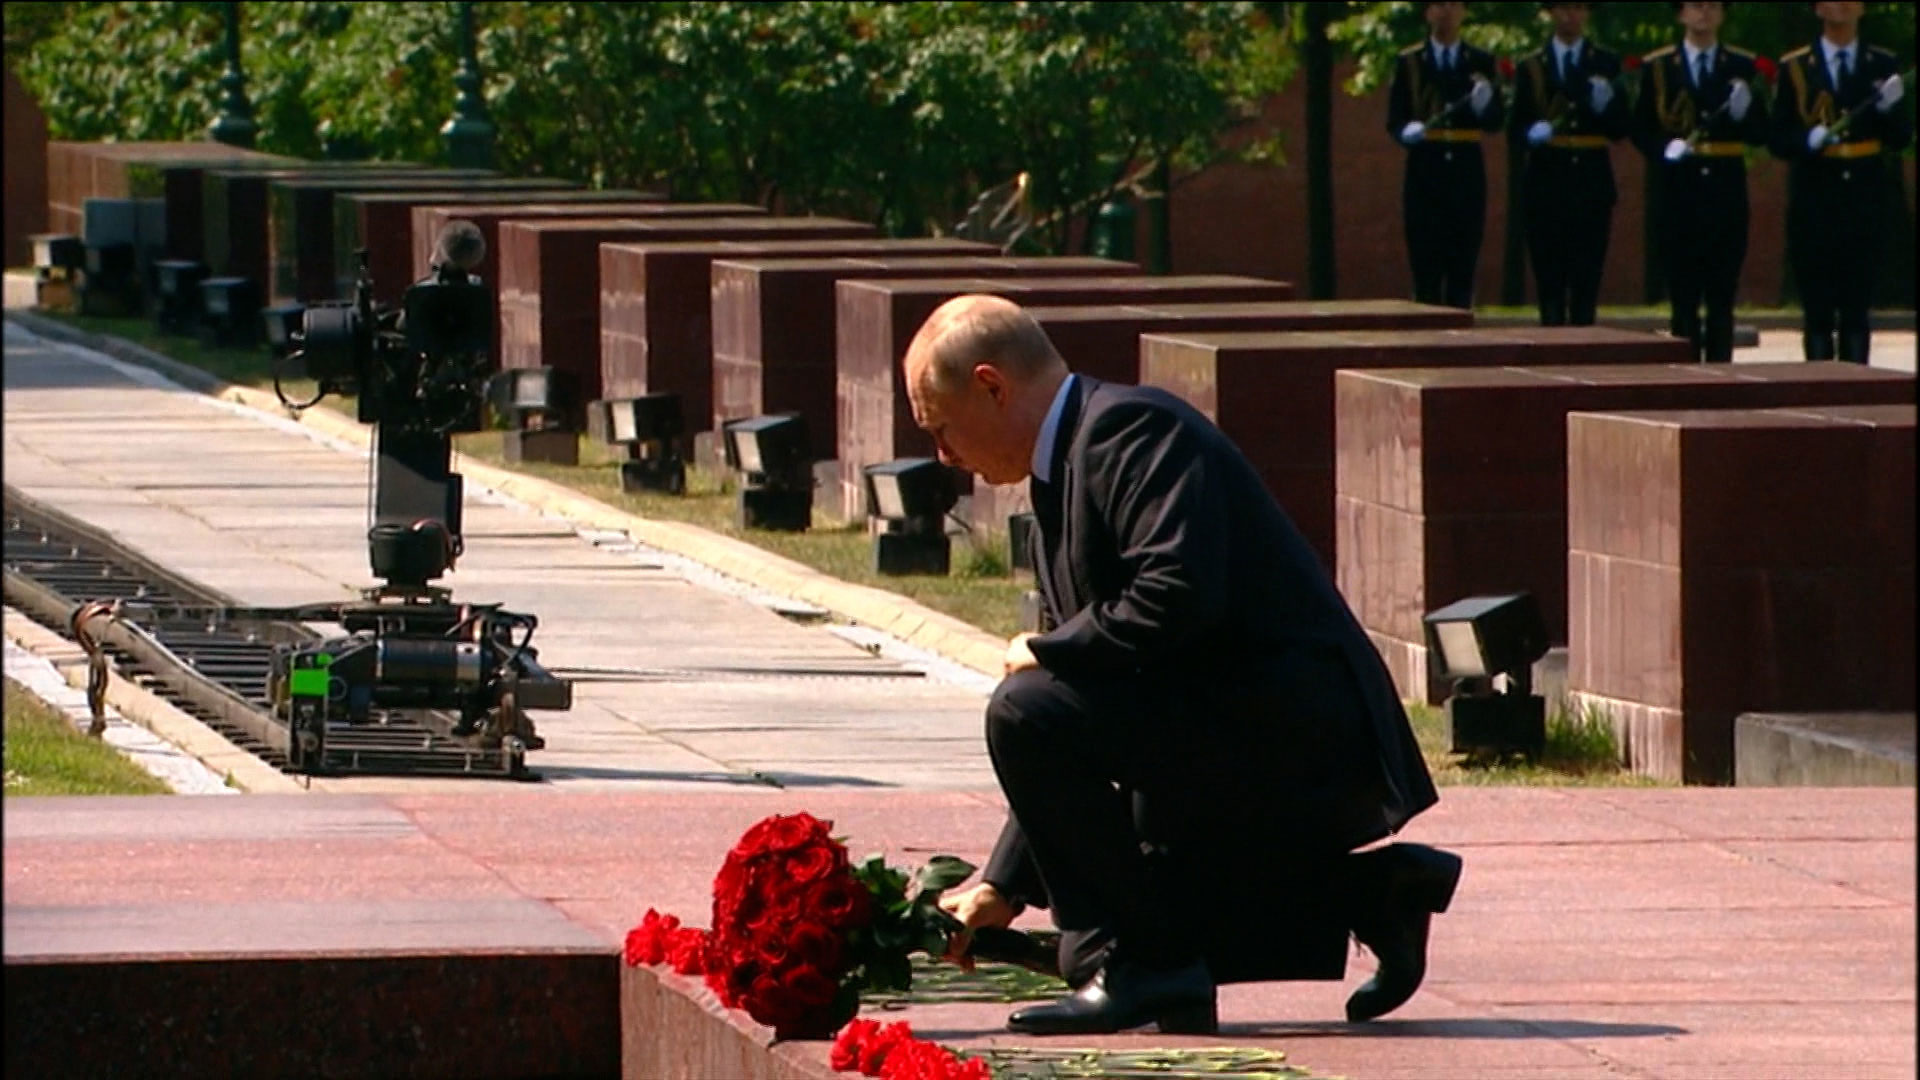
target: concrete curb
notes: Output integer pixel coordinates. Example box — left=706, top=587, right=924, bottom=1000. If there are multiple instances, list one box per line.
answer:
left=3, top=311, right=1010, bottom=682
left=2, top=609, right=306, bottom=794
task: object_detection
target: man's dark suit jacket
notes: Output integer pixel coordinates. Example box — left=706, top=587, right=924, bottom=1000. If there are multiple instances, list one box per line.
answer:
left=984, top=376, right=1439, bottom=982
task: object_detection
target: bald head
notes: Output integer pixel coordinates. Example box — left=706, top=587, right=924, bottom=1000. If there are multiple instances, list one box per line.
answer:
left=902, top=294, right=1070, bottom=486
left=905, top=294, right=1067, bottom=399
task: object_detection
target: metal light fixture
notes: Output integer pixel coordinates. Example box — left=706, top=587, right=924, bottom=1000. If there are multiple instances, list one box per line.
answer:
left=30, top=234, right=84, bottom=311
left=863, top=457, right=958, bottom=575
left=724, top=413, right=812, bottom=531
left=1422, top=592, right=1551, bottom=760
left=485, top=367, right=578, bottom=465
left=198, top=276, right=261, bottom=348
left=153, top=259, right=210, bottom=334
left=262, top=301, right=306, bottom=360
left=604, top=393, right=686, bottom=494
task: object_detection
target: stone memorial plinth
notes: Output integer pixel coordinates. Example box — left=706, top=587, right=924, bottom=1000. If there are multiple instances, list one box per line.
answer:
left=713, top=255, right=1137, bottom=456
left=203, top=166, right=446, bottom=300
left=1140, top=326, right=1686, bottom=578
left=498, top=216, right=875, bottom=422
left=836, top=281, right=1313, bottom=522
left=1335, top=362, right=1916, bottom=703
left=956, top=301, right=1470, bottom=533
left=265, top=171, right=500, bottom=302
left=1564, top=404, right=1916, bottom=783
left=335, top=184, right=648, bottom=305
left=48, top=141, right=284, bottom=250
left=410, top=201, right=763, bottom=316
left=598, top=238, right=990, bottom=448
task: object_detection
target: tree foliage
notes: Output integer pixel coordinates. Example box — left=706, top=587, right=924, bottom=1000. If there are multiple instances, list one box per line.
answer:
left=8, top=1, right=1295, bottom=251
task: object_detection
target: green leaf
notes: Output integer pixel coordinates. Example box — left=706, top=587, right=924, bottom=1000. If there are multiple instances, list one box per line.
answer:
left=908, top=854, right=977, bottom=898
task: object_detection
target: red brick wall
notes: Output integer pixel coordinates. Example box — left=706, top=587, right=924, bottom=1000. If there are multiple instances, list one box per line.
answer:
left=4, top=66, right=49, bottom=268
left=1169, top=60, right=1913, bottom=309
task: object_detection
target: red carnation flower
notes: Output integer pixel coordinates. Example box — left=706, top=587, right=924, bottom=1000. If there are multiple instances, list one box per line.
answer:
left=666, top=926, right=710, bottom=974
left=1624, top=53, right=1643, bottom=72
left=859, top=1022, right=916, bottom=1076
left=1755, top=55, right=1779, bottom=81
left=624, top=909, right=680, bottom=967
left=831, top=1018, right=881, bottom=1072
left=1498, top=55, right=1515, bottom=80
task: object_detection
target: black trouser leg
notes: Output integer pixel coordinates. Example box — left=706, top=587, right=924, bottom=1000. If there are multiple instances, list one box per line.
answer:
left=1567, top=202, right=1611, bottom=327
left=984, top=669, right=1192, bottom=970
left=1790, top=194, right=1838, bottom=361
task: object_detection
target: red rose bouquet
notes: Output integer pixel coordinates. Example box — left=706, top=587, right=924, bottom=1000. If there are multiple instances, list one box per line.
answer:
left=626, top=812, right=983, bottom=1041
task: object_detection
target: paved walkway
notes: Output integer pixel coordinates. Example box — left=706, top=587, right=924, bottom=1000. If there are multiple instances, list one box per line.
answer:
left=4, top=318, right=1915, bottom=1078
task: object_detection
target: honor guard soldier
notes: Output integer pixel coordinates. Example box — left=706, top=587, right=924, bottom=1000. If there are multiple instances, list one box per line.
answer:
left=1386, top=2, right=1505, bottom=310
left=1632, top=3, right=1771, bottom=364
left=1770, top=2, right=1911, bottom=364
left=1509, top=2, right=1633, bottom=327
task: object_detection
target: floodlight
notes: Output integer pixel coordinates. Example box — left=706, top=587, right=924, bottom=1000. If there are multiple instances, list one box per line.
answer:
left=262, top=302, right=306, bottom=355
left=153, top=260, right=210, bottom=335
left=485, top=367, right=579, bottom=466
left=603, top=393, right=687, bottom=495
left=862, top=458, right=959, bottom=575
left=198, top=276, right=261, bottom=347
left=1422, top=593, right=1550, bottom=760
left=723, top=414, right=813, bottom=531
left=31, top=234, right=84, bottom=277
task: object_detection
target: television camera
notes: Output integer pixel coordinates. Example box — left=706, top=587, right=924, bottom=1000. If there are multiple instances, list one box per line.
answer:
left=261, top=221, right=571, bottom=772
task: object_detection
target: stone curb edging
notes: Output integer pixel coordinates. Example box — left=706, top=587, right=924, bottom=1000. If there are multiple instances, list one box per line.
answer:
left=3, top=310, right=1010, bottom=682
left=2, top=608, right=306, bottom=794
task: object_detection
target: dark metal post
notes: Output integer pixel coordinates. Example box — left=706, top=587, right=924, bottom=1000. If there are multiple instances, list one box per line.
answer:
left=441, top=1, right=496, bottom=170
left=1303, top=2, right=1336, bottom=299
left=207, top=1, right=257, bottom=148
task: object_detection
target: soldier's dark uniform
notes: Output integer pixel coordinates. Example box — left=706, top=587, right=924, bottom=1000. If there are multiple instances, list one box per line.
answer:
left=1769, top=39, right=1913, bottom=363
left=1631, top=42, right=1770, bottom=363
left=1386, top=38, right=1506, bottom=309
left=1509, top=39, right=1633, bottom=326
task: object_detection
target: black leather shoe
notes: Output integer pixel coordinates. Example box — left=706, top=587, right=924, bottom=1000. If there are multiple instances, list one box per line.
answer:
left=1006, top=955, right=1216, bottom=1036
left=1345, top=844, right=1463, bottom=1023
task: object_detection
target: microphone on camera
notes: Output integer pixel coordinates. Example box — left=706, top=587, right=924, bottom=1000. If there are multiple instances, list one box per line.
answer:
left=432, top=220, right=486, bottom=274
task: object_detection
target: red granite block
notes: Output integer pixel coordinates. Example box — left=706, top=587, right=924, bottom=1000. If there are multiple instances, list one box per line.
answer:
left=1334, top=364, right=1915, bottom=704
left=339, top=185, right=665, bottom=305
left=711, top=254, right=1136, bottom=447
left=499, top=216, right=873, bottom=420
left=596, top=238, right=982, bottom=443
left=837, top=284, right=1330, bottom=521
left=203, top=165, right=439, bottom=301
left=265, top=171, right=499, bottom=303
left=1566, top=405, right=1917, bottom=782
left=412, top=200, right=761, bottom=335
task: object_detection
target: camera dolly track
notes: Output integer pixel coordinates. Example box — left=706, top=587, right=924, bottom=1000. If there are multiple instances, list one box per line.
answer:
left=3, top=487, right=542, bottom=780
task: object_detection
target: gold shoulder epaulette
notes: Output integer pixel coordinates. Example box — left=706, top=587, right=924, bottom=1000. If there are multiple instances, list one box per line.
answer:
left=1866, top=44, right=1897, bottom=60
left=1781, top=45, right=1812, bottom=62
left=1400, top=42, right=1424, bottom=58
left=1645, top=45, right=1676, bottom=60
left=1723, top=44, right=1755, bottom=59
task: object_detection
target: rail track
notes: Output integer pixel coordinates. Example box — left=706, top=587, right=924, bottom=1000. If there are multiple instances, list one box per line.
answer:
left=3, top=486, right=532, bottom=779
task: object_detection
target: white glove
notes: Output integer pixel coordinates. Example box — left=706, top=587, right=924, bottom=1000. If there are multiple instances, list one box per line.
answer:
left=1727, top=79, right=1752, bottom=122
left=1469, top=77, right=1494, bottom=115
left=1807, top=123, right=1831, bottom=150
left=1589, top=75, right=1614, bottom=112
left=1663, top=137, right=1690, bottom=162
left=1400, top=120, right=1427, bottom=145
left=1877, top=72, right=1904, bottom=112
left=1527, top=119, right=1554, bottom=146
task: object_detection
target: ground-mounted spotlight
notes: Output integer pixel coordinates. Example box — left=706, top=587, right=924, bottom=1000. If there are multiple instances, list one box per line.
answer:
left=79, top=242, right=142, bottom=316
left=152, top=259, right=210, bottom=335
left=863, top=457, right=959, bottom=575
left=262, top=302, right=306, bottom=361
left=29, top=234, right=84, bottom=312
left=1423, top=592, right=1552, bottom=760
left=486, top=366, right=579, bottom=466
left=724, top=413, right=812, bottom=531
left=198, top=276, right=262, bottom=348
left=605, top=392, right=686, bottom=494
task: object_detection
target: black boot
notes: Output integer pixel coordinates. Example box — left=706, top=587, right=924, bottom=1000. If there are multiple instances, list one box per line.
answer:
left=1344, top=844, right=1464, bottom=1023
left=1838, top=331, right=1871, bottom=365
left=1803, top=330, right=1837, bottom=361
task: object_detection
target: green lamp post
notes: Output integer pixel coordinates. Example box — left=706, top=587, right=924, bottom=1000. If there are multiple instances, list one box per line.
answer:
left=441, top=1, right=496, bottom=170
left=207, top=1, right=258, bottom=148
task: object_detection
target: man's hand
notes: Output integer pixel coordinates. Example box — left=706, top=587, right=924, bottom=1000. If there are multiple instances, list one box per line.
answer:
left=1877, top=72, right=1905, bottom=112
left=1588, top=74, right=1614, bottom=113
left=938, top=881, right=1019, bottom=972
left=1727, top=78, right=1752, bottom=122
left=1004, top=632, right=1040, bottom=675
left=1527, top=119, right=1555, bottom=146
left=1468, top=76, right=1494, bottom=115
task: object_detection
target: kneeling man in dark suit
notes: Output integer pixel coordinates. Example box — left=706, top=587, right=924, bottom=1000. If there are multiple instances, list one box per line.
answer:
left=907, top=295, right=1464, bottom=1035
